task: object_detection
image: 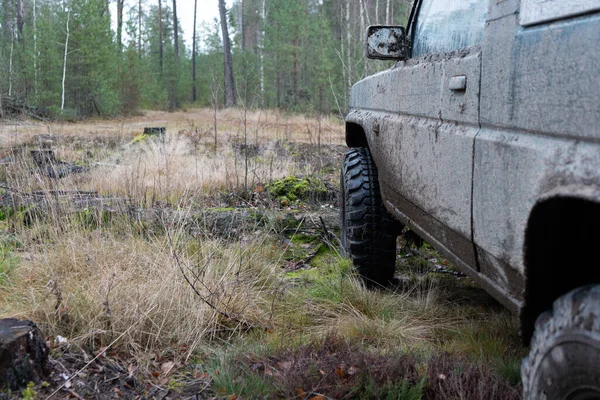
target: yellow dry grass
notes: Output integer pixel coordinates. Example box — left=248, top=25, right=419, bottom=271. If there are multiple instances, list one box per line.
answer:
left=0, top=108, right=344, bottom=149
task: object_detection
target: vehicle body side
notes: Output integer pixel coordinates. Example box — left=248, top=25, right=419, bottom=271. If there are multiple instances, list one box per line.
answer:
left=346, top=0, right=600, bottom=339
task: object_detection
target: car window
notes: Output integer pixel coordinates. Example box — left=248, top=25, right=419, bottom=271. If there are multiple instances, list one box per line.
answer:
left=412, top=0, right=487, bottom=57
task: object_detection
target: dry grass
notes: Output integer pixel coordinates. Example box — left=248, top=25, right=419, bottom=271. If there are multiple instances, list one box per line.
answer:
left=0, top=109, right=523, bottom=398
left=0, top=108, right=344, bottom=149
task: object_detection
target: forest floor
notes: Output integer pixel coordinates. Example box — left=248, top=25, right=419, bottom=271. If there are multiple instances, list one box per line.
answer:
left=0, top=109, right=524, bottom=399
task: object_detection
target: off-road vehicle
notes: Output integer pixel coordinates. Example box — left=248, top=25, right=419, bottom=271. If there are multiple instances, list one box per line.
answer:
left=339, top=0, right=600, bottom=398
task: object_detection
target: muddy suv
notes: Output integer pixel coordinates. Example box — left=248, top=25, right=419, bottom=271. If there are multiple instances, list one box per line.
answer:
left=339, top=0, right=600, bottom=398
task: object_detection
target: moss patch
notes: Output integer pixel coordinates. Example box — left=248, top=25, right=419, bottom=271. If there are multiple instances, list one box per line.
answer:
left=267, top=176, right=327, bottom=204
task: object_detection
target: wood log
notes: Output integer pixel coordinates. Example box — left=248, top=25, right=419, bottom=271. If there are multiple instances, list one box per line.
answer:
left=30, top=149, right=57, bottom=168
left=0, top=319, right=49, bottom=390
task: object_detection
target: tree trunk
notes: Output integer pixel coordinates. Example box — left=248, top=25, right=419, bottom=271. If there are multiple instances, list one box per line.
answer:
left=8, top=28, right=14, bottom=97
left=241, top=0, right=246, bottom=51
left=61, top=10, right=70, bottom=111
left=259, top=0, right=266, bottom=105
left=158, top=0, right=163, bottom=73
left=117, top=0, right=124, bottom=50
left=375, top=0, right=379, bottom=23
left=293, top=34, right=298, bottom=106
left=172, top=0, right=179, bottom=58
left=0, top=319, right=49, bottom=390
left=16, top=0, right=23, bottom=37
left=386, top=0, right=391, bottom=24
left=359, top=0, right=367, bottom=77
left=219, top=0, right=236, bottom=107
left=192, top=0, right=197, bottom=102
left=346, top=1, right=352, bottom=98
left=33, top=0, right=38, bottom=95
left=138, top=0, right=143, bottom=58
left=2, top=0, right=10, bottom=40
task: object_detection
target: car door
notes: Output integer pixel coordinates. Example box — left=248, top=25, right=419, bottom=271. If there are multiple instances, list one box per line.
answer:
left=359, top=0, right=487, bottom=271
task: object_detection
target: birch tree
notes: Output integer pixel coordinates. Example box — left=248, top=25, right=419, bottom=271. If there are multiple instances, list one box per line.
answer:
left=192, top=0, right=197, bottom=101
left=138, top=0, right=143, bottom=58
left=61, top=9, right=70, bottom=111
left=33, top=0, right=38, bottom=94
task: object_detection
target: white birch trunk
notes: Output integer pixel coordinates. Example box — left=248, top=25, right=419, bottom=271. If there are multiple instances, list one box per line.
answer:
left=8, top=28, right=14, bottom=96
left=259, top=0, right=266, bottom=104
left=359, top=0, right=368, bottom=77
left=61, top=10, right=70, bottom=111
left=386, top=0, right=391, bottom=24
left=346, top=1, right=352, bottom=97
left=359, top=0, right=366, bottom=35
left=33, top=0, right=38, bottom=95
left=375, top=0, right=379, bottom=24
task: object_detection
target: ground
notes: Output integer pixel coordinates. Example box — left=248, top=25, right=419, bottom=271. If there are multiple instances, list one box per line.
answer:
left=0, top=109, right=524, bottom=399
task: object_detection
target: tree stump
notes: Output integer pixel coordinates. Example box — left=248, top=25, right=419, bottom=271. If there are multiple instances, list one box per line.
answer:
left=0, top=319, right=49, bottom=390
left=30, top=149, right=57, bottom=169
left=143, top=127, right=166, bottom=136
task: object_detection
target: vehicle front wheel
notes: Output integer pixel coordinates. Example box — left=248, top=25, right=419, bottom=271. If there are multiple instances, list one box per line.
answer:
left=522, top=284, right=600, bottom=400
left=340, top=147, right=401, bottom=286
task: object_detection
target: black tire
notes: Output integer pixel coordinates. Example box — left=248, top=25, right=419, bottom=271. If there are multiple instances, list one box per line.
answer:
left=340, top=147, right=401, bottom=286
left=522, top=284, right=600, bottom=400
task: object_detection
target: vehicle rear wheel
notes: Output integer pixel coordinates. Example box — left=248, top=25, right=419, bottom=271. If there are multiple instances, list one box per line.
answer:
left=522, top=284, right=600, bottom=400
left=340, top=147, right=401, bottom=286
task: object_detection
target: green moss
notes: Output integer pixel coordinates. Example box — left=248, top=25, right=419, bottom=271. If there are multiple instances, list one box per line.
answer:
left=130, top=134, right=150, bottom=145
left=290, top=233, right=317, bottom=244
left=267, top=175, right=327, bottom=203
left=21, top=382, right=36, bottom=400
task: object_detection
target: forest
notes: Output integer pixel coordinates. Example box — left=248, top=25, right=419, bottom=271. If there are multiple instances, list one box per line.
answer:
left=0, top=0, right=410, bottom=118
left=0, top=1, right=526, bottom=399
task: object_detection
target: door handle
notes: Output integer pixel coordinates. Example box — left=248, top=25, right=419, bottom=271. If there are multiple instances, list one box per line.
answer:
left=449, top=75, right=467, bottom=91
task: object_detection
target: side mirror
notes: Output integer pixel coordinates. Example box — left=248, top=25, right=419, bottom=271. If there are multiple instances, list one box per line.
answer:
left=365, top=26, right=408, bottom=61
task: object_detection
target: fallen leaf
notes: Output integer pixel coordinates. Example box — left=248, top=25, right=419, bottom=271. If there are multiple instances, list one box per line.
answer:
left=438, top=373, right=447, bottom=380
left=335, top=366, right=346, bottom=379
left=151, top=371, right=161, bottom=378
left=296, top=388, right=306, bottom=397
left=311, top=396, right=325, bottom=400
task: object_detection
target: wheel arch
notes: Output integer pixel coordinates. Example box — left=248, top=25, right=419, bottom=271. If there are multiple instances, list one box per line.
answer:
left=345, top=121, right=369, bottom=148
left=522, top=187, right=600, bottom=343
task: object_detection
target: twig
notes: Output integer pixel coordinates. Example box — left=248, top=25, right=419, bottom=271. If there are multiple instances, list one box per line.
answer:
left=286, top=243, right=323, bottom=271
left=168, top=232, right=260, bottom=331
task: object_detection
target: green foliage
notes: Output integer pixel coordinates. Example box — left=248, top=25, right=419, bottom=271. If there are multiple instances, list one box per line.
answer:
left=0, top=245, right=18, bottom=286
left=0, top=0, right=410, bottom=115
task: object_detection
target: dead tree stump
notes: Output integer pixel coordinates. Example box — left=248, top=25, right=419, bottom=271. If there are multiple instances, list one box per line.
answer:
left=143, top=127, right=166, bottom=136
left=30, top=149, right=57, bottom=169
left=0, top=319, right=49, bottom=390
